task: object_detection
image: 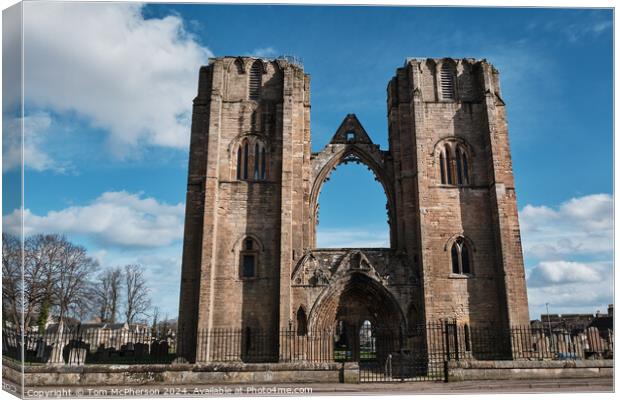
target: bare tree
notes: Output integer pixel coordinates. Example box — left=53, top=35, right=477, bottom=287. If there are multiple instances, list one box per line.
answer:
left=52, top=237, right=98, bottom=326
left=93, top=267, right=122, bottom=323
left=124, top=264, right=151, bottom=324
left=26, top=234, right=64, bottom=329
left=20, top=234, right=65, bottom=330
left=3, top=234, right=97, bottom=331
left=2, top=233, right=22, bottom=329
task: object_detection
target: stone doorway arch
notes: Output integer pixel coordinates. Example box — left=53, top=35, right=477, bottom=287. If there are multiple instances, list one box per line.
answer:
left=308, top=271, right=405, bottom=361
left=309, top=114, right=396, bottom=248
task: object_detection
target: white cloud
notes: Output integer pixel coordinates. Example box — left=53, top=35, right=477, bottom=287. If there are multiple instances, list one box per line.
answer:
left=316, top=227, right=389, bottom=248
left=519, top=194, right=613, bottom=260
left=3, top=117, right=22, bottom=172
left=528, top=280, right=613, bottom=320
left=3, top=112, right=67, bottom=172
left=23, top=3, right=212, bottom=156
left=251, top=47, right=278, bottom=58
left=4, top=191, right=185, bottom=248
left=519, top=194, right=613, bottom=319
left=559, top=194, right=613, bottom=231
left=527, top=260, right=605, bottom=287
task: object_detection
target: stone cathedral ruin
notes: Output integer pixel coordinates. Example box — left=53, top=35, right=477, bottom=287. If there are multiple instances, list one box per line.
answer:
left=177, top=56, right=530, bottom=367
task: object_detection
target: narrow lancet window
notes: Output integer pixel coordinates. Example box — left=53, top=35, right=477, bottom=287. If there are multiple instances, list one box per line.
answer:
left=237, top=146, right=242, bottom=180
left=456, top=147, right=463, bottom=185
left=451, top=244, right=460, bottom=274
left=260, top=147, right=267, bottom=180
left=254, top=143, right=260, bottom=180
left=439, top=152, right=446, bottom=184
left=243, top=141, right=249, bottom=179
left=445, top=145, right=453, bottom=184
left=462, top=152, right=469, bottom=184
left=461, top=243, right=470, bottom=274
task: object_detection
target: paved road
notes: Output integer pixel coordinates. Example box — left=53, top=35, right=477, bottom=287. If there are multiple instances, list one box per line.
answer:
left=4, top=378, right=613, bottom=398
left=313, top=378, right=614, bottom=394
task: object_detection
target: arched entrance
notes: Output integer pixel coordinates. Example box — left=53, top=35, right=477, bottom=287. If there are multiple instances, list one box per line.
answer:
left=309, top=272, right=404, bottom=362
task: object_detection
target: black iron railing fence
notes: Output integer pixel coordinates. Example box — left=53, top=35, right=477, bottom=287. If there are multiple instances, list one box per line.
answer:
left=195, top=329, right=335, bottom=363
left=2, top=322, right=613, bottom=366
left=436, top=321, right=613, bottom=361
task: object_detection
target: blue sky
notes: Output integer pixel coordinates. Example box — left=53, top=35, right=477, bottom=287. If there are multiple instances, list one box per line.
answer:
left=2, top=3, right=613, bottom=322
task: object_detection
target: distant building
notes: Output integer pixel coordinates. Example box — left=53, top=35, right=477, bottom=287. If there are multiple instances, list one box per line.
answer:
left=532, top=304, right=613, bottom=335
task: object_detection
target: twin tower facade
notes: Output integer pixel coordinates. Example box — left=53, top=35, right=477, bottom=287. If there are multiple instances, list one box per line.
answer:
left=177, top=56, right=529, bottom=362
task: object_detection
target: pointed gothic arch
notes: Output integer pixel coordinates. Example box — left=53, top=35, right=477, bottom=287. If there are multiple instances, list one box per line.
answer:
left=307, top=271, right=405, bottom=332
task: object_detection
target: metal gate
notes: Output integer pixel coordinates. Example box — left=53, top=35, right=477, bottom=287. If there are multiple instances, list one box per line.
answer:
left=357, top=322, right=449, bottom=382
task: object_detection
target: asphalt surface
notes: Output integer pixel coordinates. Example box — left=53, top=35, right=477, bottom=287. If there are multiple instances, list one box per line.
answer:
left=2, top=378, right=613, bottom=398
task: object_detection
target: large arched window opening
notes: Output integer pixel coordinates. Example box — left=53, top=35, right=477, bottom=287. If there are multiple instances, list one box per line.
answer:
left=315, top=161, right=389, bottom=248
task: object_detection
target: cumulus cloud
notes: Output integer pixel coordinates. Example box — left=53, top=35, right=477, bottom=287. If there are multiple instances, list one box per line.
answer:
left=3, top=191, right=184, bottom=248
left=527, top=259, right=613, bottom=319
left=23, top=2, right=212, bottom=156
left=527, top=261, right=613, bottom=319
left=316, top=227, right=389, bottom=248
left=3, top=112, right=68, bottom=172
left=520, top=194, right=613, bottom=319
left=527, top=260, right=605, bottom=287
left=519, top=194, right=613, bottom=260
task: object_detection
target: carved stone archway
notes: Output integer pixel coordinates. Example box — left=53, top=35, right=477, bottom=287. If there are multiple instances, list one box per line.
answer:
left=309, top=114, right=396, bottom=248
left=308, top=270, right=405, bottom=332
left=307, top=270, right=405, bottom=361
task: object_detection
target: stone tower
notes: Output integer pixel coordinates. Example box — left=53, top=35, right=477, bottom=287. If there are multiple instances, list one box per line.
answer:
left=386, top=59, right=530, bottom=330
left=178, top=56, right=529, bottom=362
